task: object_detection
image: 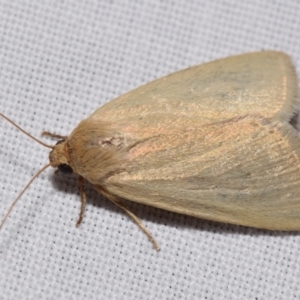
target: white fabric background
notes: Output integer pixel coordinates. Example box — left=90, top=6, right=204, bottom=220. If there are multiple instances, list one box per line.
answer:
left=1, top=1, right=300, bottom=299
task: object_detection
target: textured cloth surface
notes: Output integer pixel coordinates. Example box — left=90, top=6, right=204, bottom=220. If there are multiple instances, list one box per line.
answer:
left=1, top=1, right=300, bottom=299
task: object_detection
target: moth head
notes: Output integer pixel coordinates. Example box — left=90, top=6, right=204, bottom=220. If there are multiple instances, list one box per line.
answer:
left=49, top=139, right=73, bottom=174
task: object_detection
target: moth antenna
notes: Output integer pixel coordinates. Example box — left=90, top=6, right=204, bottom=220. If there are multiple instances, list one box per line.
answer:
left=0, top=113, right=53, bottom=149
left=0, top=163, right=52, bottom=231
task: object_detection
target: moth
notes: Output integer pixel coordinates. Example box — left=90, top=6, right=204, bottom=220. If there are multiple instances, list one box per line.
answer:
left=1, top=51, right=300, bottom=250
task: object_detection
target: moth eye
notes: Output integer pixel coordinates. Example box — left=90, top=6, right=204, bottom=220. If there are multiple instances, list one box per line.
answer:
left=58, top=164, right=73, bottom=174
left=56, top=140, right=65, bottom=145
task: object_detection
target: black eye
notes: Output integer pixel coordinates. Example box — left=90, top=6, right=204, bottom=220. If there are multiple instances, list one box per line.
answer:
left=58, top=164, right=73, bottom=174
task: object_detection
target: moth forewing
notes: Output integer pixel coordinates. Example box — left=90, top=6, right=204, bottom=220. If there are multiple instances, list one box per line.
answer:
left=81, top=51, right=300, bottom=231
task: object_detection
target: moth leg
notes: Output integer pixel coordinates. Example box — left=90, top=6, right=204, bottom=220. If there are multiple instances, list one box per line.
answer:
left=110, top=198, right=161, bottom=251
left=42, top=131, right=68, bottom=140
left=76, top=176, right=86, bottom=227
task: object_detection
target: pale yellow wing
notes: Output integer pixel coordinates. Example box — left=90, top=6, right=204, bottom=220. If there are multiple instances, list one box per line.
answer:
left=73, top=51, right=300, bottom=230
left=100, top=117, right=300, bottom=230
left=92, top=51, right=298, bottom=125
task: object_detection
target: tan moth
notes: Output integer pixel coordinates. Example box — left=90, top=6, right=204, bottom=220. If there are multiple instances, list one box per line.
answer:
left=1, top=51, right=300, bottom=250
